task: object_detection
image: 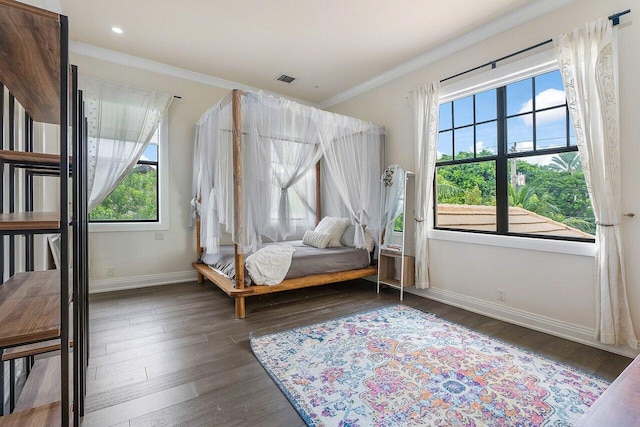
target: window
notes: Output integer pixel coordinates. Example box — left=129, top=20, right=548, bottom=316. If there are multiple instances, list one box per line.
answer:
left=435, top=69, right=594, bottom=242
left=268, top=156, right=317, bottom=238
left=89, top=117, right=169, bottom=231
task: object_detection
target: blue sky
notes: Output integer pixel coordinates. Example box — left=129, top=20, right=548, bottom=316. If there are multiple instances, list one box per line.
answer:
left=437, top=70, right=575, bottom=163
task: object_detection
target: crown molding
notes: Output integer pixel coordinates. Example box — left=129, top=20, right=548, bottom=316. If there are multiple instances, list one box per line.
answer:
left=70, top=41, right=319, bottom=107
left=318, top=0, right=575, bottom=109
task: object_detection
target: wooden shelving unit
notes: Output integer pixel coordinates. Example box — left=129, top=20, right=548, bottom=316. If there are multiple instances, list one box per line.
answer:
left=378, top=250, right=415, bottom=290
left=0, top=1, right=89, bottom=425
left=0, top=213, right=61, bottom=232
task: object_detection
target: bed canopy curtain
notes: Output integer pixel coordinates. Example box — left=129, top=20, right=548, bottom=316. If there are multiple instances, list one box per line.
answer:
left=409, top=82, right=440, bottom=289
left=80, top=77, right=173, bottom=211
left=555, top=19, right=638, bottom=350
left=192, top=91, right=384, bottom=256
left=317, top=113, right=384, bottom=249
left=245, top=95, right=324, bottom=240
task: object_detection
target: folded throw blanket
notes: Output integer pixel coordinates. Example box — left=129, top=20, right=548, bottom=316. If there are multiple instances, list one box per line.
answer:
left=245, top=245, right=296, bottom=285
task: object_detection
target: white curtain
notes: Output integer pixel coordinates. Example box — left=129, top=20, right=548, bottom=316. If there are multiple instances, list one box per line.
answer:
left=555, top=19, right=637, bottom=350
left=192, top=99, right=233, bottom=254
left=317, top=112, right=384, bottom=249
left=81, top=78, right=173, bottom=211
left=244, top=93, right=322, bottom=241
left=409, top=82, right=440, bottom=289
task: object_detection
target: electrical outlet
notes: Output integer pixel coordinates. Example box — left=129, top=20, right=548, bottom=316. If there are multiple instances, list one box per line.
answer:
left=106, top=267, right=115, bottom=277
left=497, top=289, right=506, bottom=301
left=154, top=232, right=164, bottom=241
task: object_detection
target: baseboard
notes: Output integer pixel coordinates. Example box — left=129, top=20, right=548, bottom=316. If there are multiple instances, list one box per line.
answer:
left=404, top=286, right=639, bottom=359
left=90, top=271, right=198, bottom=294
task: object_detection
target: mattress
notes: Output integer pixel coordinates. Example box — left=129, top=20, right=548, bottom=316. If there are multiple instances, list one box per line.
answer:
left=201, top=240, right=371, bottom=285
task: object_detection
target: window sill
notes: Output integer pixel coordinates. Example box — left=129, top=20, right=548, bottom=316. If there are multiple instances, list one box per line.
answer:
left=427, top=229, right=595, bottom=257
left=89, top=221, right=168, bottom=233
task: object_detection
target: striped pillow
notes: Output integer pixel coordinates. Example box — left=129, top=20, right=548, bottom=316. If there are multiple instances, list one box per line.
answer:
left=302, top=230, right=332, bottom=249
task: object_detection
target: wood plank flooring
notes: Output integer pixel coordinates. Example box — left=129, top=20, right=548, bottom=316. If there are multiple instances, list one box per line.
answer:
left=80, top=280, right=632, bottom=426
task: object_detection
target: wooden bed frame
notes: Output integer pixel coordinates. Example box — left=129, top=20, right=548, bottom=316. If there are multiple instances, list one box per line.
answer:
left=194, top=89, right=378, bottom=318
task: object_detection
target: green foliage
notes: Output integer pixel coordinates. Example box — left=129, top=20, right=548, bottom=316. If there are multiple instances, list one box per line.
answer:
left=436, top=153, right=496, bottom=206
left=508, top=184, right=559, bottom=218
left=90, top=166, right=158, bottom=221
left=393, top=213, right=403, bottom=232
left=547, top=152, right=582, bottom=173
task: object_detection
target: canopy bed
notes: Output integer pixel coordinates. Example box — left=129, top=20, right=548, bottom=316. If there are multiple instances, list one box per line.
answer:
left=191, top=90, right=384, bottom=318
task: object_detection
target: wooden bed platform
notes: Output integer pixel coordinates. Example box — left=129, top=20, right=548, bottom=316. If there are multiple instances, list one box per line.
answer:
left=193, top=261, right=377, bottom=318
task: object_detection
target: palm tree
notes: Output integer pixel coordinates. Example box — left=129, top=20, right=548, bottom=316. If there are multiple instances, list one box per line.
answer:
left=508, top=184, right=559, bottom=218
left=547, top=152, right=582, bottom=173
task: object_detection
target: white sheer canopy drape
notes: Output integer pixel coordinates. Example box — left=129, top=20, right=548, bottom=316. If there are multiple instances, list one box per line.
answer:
left=317, top=113, right=383, bottom=249
left=193, top=91, right=384, bottom=255
left=245, top=94, right=323, bottom=241
left=409, top=82, right=440, bottom=289
left=80, top=78, right=173, bottom=211
left=555, top=19, right=637, bottom=350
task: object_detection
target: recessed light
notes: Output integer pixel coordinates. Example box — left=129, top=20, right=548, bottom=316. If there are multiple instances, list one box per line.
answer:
left=111, top=27, right=123, bottom=34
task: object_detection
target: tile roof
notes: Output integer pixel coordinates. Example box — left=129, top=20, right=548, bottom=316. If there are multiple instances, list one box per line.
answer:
left=436, top=204, right=594, bottom=239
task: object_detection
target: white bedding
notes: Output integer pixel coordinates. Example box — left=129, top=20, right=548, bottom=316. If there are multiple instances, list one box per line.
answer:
left=245, top=245, right=296, bottom=285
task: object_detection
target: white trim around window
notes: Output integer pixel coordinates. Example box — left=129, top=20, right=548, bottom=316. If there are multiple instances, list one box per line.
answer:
left=439, top=49, right=559, bottom=104
left=89, top=117, right=170, bottom=233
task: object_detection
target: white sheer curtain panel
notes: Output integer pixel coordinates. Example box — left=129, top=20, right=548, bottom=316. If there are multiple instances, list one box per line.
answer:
left=81, top=78, right=173, bottom=211
left=193, top=98, right=233, bottom=255
left=555, top=19, right=637, bottom=350
left=317, top=112, right=384, bottom=249
left=409, top=82, right=440, bottom=289
left=244, top=93, right=322, bottom=242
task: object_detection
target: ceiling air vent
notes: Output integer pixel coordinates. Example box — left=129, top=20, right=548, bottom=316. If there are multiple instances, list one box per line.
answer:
left=275, top=74, right=296, bottom=84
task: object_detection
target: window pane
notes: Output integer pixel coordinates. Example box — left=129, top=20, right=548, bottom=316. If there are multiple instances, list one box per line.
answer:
left=439, top=102, right=452, bottom=130
left=142, top=143, right=158, bottom=162
left=476, top=122, right=497, bottom=156
left=507, top=78, right=532, bottom=116
left=453, top=96, right=474, bottom=127
left=507, top=115, right=533, bottom=153
left=475, top=89, right=496, bottom=122
left=437, top=130, right=453, bottom=160
left=436, top=161, right=496, bottom=231
left=536, top=107, right=567, bottom=149
left=90, top=164, right=158, bottom=221
left=454, top=127, right=474, bottom=159
left=507, top=154, right=594, bottom=238
left=534, top=70, right=565, bottom=109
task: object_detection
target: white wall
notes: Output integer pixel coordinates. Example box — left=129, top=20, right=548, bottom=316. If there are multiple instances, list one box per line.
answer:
left=71, top=53, right=231, bottom=292
left=328, top=0, right=640, bottom=357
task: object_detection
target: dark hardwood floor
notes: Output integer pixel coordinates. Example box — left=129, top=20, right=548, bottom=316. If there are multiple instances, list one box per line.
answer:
left=80, top=280, right=632, bottom=426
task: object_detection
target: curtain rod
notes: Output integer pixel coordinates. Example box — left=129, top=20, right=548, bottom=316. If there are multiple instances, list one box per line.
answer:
left=440, top=9, right=630, bottom=84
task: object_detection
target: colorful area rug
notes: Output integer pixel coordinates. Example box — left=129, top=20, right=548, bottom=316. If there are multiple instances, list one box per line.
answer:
left=251, top=305, right=609, bottom=427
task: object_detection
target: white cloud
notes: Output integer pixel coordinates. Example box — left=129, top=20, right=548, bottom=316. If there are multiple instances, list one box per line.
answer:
left=519, top=89, right=566, bottom=126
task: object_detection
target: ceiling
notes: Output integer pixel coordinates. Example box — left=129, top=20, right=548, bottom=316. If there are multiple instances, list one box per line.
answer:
left=57, top=0, right=543, bottom=105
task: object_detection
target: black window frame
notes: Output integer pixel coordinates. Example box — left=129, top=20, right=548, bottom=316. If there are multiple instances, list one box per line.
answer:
left=434, top=71, right=595, bottom=243
left=89, top=132, right=161, bottom=224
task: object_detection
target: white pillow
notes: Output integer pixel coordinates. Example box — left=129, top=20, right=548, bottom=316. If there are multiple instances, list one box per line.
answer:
left=363, top=228, right=375, bottom=253
left=302, top=230, right=331, bottom=249
left=314, top=217, right=350, bottom=247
